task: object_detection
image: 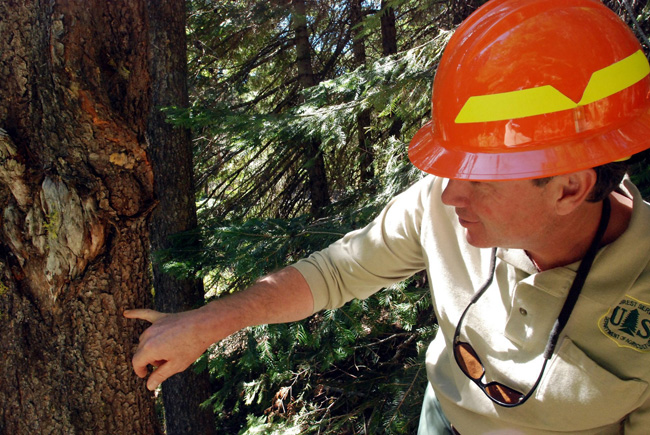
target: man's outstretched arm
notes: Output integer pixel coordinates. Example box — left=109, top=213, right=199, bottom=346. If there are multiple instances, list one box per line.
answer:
left=123, top=266, right=314, bottom=391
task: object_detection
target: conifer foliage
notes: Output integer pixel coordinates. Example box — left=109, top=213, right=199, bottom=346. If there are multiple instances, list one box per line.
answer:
left=160, top=0, right=650, bottom=433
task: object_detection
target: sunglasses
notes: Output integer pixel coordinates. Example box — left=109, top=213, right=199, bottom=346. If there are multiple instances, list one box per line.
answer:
left=452, top=198, right=611, bottom=407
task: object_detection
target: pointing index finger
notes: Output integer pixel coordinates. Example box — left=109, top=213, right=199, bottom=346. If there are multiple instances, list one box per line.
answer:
left=123, top=308, right=168, bottom=323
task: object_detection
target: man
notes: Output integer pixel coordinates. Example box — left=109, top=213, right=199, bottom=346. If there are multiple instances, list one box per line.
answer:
left=125, top=0, right=650, bottom=432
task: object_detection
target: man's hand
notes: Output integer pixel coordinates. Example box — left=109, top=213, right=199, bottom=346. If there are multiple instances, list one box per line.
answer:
left=123, top=266, right=314, bottom=391
left=123, top=308, right=215, bottom=391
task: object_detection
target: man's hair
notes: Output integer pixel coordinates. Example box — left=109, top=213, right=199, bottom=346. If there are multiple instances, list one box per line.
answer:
left=532, top=161, right=628, bottom=202
left=589, top=161, right=629, bottom=202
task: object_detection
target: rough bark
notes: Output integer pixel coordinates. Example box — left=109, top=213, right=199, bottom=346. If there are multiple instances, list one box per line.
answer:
left=0, top=1, right=159, bottom=433
left=292, top=0, right=331, bottom=217
left=145, top=1, right=216, bottom=433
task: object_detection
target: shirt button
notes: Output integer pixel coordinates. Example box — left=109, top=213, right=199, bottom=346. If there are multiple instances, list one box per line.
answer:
left=519, top=307, right=528, bottom=316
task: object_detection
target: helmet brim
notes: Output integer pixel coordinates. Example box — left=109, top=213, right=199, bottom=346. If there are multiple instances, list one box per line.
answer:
left=408, top=105, right=650, bottom=181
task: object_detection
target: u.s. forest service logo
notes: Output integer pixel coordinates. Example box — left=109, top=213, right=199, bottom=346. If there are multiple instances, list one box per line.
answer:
left=599, top=295, right=650, bottom=353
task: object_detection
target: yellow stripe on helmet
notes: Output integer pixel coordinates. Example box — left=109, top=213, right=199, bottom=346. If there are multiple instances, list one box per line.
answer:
left=454, top=86, right=576, bottom=123
left=580, top=50, right=650, bottom=105
left=455, top=50, right=650, bottom=124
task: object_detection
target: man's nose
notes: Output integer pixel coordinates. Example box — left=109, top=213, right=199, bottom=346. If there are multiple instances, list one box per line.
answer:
left=441, top=179, right=471, bottom=207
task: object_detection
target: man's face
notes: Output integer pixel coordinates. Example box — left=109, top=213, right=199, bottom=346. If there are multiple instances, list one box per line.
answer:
left=441, top=178, right=556, bottom=250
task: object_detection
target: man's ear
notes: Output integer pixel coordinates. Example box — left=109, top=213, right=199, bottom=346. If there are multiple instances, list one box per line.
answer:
left=553, top=169, right=597, bottom=215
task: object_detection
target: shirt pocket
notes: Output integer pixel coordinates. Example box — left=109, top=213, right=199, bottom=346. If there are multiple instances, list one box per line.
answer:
left=535, top=337, right=647, bottom=431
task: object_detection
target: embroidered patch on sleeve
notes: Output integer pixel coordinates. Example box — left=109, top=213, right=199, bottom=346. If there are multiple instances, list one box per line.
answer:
left=599, top=295, right=650, bottom=353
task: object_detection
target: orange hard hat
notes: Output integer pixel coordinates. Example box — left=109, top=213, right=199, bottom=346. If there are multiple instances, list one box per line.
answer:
left=409, top=0, right=650, bottom=180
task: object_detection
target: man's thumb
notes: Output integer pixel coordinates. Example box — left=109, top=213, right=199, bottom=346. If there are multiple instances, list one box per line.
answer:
left=146, top=362, right=177, bottom=391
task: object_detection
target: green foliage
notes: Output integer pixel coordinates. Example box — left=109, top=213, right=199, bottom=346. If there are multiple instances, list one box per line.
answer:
left=629, top=153, right=650, bottom=200
left=199, top=279, right=437, bottom=434
left=175, top=0, right=451, bottom=222
left=158, top=193, right=371, bottom=292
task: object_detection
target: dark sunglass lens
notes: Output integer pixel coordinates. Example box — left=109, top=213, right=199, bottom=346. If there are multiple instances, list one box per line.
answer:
left=455, top=342, right=485, bottom=380
left=485, top=382, right=525, bottom=405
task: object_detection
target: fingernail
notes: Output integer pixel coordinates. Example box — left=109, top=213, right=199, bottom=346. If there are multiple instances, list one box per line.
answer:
left=148, top=381, right=159, bottom=391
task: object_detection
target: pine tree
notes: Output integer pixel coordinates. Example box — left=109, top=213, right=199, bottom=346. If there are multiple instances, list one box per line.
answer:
left=620, top=309, right=640, bottom=336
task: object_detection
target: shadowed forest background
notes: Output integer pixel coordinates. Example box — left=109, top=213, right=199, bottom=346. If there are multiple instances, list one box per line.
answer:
left=1, top=0, right=649, bottom=434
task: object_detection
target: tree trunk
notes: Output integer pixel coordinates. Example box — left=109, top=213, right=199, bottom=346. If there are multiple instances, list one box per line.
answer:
left=292, top=0, right=331, bottom=217
left=0, top=1, right=159, bottom=433
left=380, top=0, right=403, bottom=139
left=145, top=1, right=216, bottom=434
left=380, top=0, right=398, bottom=56
left=350, top=0, right=374, bottom=184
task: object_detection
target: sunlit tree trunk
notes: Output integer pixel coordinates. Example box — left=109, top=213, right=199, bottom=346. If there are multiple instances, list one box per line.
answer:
left=350, top=0, right=374, bottom=184
left=380, top=0, right=403, bottom=139
left=380, top=0, right=398, bottom=56
left=0, top=1, right=159, bottom=432
left=293, top=0, right=331, bottom=217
